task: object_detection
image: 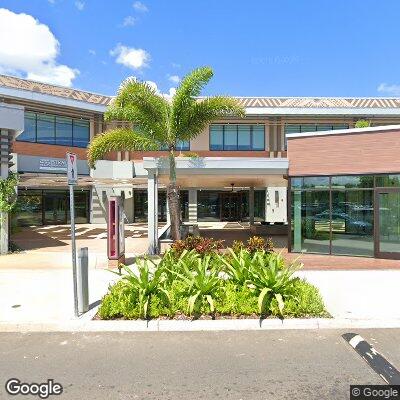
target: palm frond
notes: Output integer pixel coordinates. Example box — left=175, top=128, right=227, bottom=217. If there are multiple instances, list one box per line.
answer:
left=87, top=128, right=159, bottom=168
left=175, top=96, right=245, bottom=141
left=171, top=67, right=214, bottom=139
left=106, top=78, right=171, bottom=144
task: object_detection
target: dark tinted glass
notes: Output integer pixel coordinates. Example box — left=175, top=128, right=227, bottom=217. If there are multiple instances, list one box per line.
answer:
left=73, top=119, right=90, bottom=148
left=56, top=116, right=73, bottom=146
left=331, top=175, right=374, bottom=189
left=37, top=114, right=55, bottom=144
left=18, top=112, right=36, bottom=142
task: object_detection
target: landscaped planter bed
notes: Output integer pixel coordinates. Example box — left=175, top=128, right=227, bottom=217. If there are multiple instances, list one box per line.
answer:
left=98, top=236, right=329, bottom=321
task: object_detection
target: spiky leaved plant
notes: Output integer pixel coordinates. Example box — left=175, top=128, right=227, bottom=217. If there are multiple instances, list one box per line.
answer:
left=87, top=67, right=244, bottom=241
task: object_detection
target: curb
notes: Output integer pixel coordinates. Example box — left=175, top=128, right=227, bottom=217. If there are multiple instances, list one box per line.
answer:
left=2, top=318, right=400, bottom=333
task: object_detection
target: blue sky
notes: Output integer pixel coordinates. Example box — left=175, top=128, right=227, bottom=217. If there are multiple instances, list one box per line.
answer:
left=1, top=0, right=400, bottom=97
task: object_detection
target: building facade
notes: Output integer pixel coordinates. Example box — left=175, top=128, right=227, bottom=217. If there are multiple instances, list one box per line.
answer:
left=0, top=74, right=399, bottom=257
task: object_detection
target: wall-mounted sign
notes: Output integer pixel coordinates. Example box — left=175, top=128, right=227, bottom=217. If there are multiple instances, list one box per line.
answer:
left=66, top=153, right=78, bottom=185
left=39, top=158, right=67, bottom=172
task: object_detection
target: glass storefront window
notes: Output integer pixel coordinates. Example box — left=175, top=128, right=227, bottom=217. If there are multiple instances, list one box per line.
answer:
left=14, top=190, right=89, bottom=226
left=290, top=173, right=400, bottom=257
left=331, top=175, right=374, bottom=189
left=180, top=190, right=189, bottom=222
left=198, top=191, right=220, bottom=221
left=15, top=191, right=43, bottom=226
left=331, top=190, right=374, bottom=256
left=376, top=174, right=400, bottom=188
left=291, top=190, right=330, bottom=254
left=303, top=177, right=330, bottom=189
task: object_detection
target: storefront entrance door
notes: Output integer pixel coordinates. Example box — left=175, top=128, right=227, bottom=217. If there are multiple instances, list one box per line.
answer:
left=43, top=192, right=67, bottom=225
left=375, top=188, right=400, bottom=259
left=220, top=192, right=242, bottom=221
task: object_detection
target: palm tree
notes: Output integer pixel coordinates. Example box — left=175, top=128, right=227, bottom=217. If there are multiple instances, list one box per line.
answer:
left=87, top=66, right=245, bottom=241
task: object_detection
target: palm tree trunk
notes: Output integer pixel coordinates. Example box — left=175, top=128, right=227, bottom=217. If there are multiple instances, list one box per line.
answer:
left=167, top=149, right=181, bottom=241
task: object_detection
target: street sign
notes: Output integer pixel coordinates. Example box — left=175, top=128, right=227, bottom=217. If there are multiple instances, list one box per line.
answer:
left=66, top=152, right=78, bottom=317
left=66, top=152, right=78, bottom=185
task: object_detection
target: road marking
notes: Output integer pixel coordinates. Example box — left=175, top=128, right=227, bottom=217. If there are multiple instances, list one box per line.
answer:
left=342, top=332, right=400, bottom=384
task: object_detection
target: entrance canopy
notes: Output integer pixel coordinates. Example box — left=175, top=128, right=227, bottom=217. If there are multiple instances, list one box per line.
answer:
left=143, top=156, right=289, bottom=188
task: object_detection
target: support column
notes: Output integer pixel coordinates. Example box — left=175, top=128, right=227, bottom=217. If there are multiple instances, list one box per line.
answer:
left=249, top=187, right=255, bottom=225
left=147, top=169, right=159, bottom=254
left=0, top=129, right=10, bottom=255
left=188, top=189, right=197, bottom=222
left=293, top=190, right=302, bottom=252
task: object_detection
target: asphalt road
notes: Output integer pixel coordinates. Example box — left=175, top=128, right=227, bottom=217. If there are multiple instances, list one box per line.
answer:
left=1, top=329, right=399, bottom=399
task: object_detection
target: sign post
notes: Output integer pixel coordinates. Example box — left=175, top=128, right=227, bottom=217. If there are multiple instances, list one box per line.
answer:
left=67, top=152, right=78, bottom=317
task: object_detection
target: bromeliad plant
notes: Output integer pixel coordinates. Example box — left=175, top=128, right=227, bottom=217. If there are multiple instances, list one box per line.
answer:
left=116, top=259, right=170, bottom=318
left=87, top=67, right=244, bottom=241
left=248, top=252, right=301, bottom=316
left=218, top=248, right=256, bottom=285
left=167, top=254, right=221, bottom=315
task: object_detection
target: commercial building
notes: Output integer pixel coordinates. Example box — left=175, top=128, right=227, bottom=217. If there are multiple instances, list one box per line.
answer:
left=0, top=74, right=399, bottom=258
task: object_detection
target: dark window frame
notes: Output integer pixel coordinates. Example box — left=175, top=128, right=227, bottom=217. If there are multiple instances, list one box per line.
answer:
left=17, top=111, right=90, bottom=148
left=209, top=124, right=265, bottom=151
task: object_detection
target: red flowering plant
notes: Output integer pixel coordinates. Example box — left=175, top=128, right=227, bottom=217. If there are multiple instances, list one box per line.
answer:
left=171, top=235, right=224, bottom=258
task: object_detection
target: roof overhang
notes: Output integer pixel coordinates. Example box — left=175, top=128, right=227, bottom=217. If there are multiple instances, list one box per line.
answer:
left=143, top=156, right=289, bottom=175
left=245, top=107, right=400, bottom=116
left=0, top=86, right=107, bottom=113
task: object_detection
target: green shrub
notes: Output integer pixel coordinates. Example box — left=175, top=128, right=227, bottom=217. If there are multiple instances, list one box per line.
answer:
left=269, top=278, right=329, bottom=318
left=355, top=119, right=371, bottom=128
left=98, top=245, right=328, bottom=320
left=215, top=282, right=258, bottom=316
left=98, top=281, right=139, bottom=319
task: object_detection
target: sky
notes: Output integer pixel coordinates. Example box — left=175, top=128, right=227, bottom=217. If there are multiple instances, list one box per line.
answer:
left=0, top=0, right=400, bottom=98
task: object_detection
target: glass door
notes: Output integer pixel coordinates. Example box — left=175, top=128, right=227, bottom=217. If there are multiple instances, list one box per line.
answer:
left=43, top=192, right=67, bottom=225
left=375, top=189, right=400, bottom=259
left=220, top=193, right=240, bottom=221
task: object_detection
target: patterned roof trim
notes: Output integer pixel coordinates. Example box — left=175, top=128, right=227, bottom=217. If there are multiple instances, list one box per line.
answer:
left=0, top=74, right=112, bottom=106
left=235, top=97, right=400, bottom=108
left=1, top=74, right=400, bottom=109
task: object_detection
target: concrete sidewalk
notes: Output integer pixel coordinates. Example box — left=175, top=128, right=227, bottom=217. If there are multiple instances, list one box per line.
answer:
left=1, top=266, right=400, bottom=328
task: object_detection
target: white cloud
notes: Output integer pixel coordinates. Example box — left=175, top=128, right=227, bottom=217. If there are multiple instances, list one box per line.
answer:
left=168, top=74, right=180, bottom=84
left=133, top=1, right=148, bottom=12
left=0, top=8, right=78, bottom=87
left=377, top=83, right=400, bottom=96
left=88, top=49, right=96, bottom=56
left=75, top=1, right=85, bottom=11
left=110, top=44, right=150, bottom=70
left=171, top=62, right=181, bottom=69
left=122, top=16, right=137, bottom=27
left=125, top=76, right=176, bottom=99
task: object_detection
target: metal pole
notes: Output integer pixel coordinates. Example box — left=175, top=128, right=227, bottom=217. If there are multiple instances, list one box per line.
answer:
left=77, top=247, right=89, bottom=314
left=69, top=184, right=78, bottom=317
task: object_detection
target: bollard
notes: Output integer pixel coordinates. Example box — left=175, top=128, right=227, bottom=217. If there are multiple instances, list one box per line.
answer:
left=77, top=247, right=89, bottom=314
